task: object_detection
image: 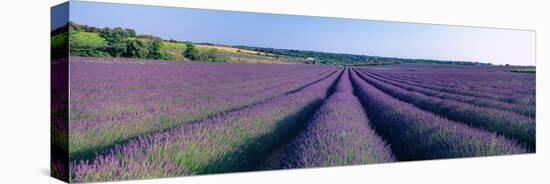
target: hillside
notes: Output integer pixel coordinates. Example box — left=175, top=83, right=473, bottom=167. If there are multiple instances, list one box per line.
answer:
left=52, top=22, right=311, bottom=64
left=234, top=45, right=492, bottom=66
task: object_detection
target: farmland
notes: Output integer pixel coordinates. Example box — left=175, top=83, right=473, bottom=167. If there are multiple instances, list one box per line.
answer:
left=63, top=57, right=535, bottom=182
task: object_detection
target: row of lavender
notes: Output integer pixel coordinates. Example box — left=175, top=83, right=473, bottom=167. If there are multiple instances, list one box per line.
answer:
left=349, top=69, right=527, bottom=160
left=68, top=57, right=336, bottom=162
left=364, top=71, right=535, bottom=117
left=364, top=64, right=535, bottom=105
left=65, top=58, right=533, bottom=182
left=71, top=62, right=343, bottom=182
left=355, top=66, right=535, bottom=150
left=273, top=69, right=395, bottom=168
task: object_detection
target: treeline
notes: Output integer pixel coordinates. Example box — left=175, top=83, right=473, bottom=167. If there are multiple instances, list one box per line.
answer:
left=55, top=22, right=230, bottom=62
left=235, top=46, right=489, bottom=66
left=69, top=22, right=176, bottom=42
left=340, top=61, right=401, bottom=67
left=68, top=22, right=168, bottom=60
left=234, top=46, right=376, bottom=65
left=397, top=58, right=491, bottom=66
left=510, top=68, right=536, bottom=73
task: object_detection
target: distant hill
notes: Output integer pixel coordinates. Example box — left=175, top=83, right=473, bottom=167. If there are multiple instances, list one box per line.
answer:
left=52, top=22, right=294, bottom=64
left=233, top=45, right=492, bottom=66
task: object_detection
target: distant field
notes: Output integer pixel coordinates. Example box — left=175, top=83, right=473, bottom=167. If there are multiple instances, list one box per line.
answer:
left=195, top=44, right=272, bottom=56
left=71, top=31, right=106, bottom=47
left=61, top=57, right=535, bottom=182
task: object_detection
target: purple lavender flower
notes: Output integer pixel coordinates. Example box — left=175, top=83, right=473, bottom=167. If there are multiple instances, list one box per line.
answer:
left=349, top=69, right=527, bottom=160
left=276, top=69, right=395, bottom=168
left=70, top=66, right=342, bottom=182
left=354, top=69, right=535, bottom=149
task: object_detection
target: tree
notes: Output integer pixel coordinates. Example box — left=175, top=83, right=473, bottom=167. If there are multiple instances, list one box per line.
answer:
left=68, top=21, right=81, bottom=32
left=183, top=43, right=201, bottom=61
left=99, top=28, right=128, bottom=57
left=124, top=28, right=136, bottom=37
left=124, top=39, right=148, bottom=58
left=147, top=39, right=167, bottom=60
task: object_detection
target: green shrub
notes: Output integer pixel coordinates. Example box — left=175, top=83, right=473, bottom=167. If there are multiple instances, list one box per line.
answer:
left=147, top=39, right=168, bottom=60
left=183, top=43, right=201, bottom=61
left=124, top=39, right=149, bottom=58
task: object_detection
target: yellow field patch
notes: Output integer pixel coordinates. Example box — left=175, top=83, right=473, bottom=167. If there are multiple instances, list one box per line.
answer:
left=196, top=44, right=273, bottom=56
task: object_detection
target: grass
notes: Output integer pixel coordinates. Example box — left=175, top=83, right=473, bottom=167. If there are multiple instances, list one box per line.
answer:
left=161, top=41, right=187, bottom=50
left=70, top=31, right=106, bottom=47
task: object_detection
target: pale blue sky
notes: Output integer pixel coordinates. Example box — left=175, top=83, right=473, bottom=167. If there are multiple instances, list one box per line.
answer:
left=60, top=1, right=535, bottom=65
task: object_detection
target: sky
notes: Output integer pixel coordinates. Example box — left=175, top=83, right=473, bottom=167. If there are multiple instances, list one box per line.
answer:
left=57, top=1, right=535, bottom=66
left=51, top=2, right=68, bottom=30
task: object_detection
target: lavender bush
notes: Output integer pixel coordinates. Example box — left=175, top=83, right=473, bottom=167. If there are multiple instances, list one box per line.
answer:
left=354, top=70, right=535, bottom=150
left=70, top=67, right=342, bottom=182
left=363, top=70, right=535, bottom=117
left=275, top=69, right=395, bottom=168
left=349, top=69, right=527, bottom=160
left=68, top=57, right=335, bottom=161
left=363, top=65, right=535, bottom=105
left=58, top=56, right=535, bottom=182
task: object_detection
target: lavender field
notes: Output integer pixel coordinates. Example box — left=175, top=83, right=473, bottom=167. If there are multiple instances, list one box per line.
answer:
left=65, top=57, right=535, bottom=182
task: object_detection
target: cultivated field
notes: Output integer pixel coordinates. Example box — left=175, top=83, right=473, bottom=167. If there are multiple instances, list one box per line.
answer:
left=65, top=57, right=535, bottom=182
